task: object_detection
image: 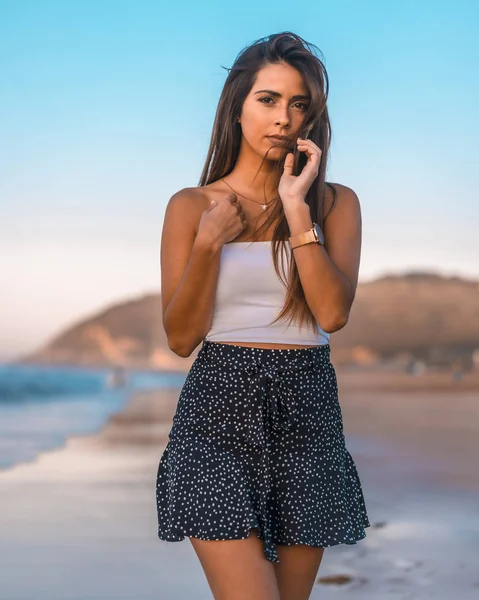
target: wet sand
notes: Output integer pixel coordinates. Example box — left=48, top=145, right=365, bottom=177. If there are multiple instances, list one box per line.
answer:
left=0, top=369, right=478, bottom=599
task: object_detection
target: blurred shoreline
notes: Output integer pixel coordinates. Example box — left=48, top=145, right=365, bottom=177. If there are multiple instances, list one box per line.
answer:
left=1, top=369, right=478, bottom=598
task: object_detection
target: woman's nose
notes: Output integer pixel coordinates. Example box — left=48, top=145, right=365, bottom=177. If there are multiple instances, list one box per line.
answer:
left=275, top=117, right=290, bottom=127
left=275, top=107, right=290, bottom=128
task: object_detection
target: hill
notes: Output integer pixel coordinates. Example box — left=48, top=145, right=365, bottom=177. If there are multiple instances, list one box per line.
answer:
left=17, top=271, right=479, bottom=371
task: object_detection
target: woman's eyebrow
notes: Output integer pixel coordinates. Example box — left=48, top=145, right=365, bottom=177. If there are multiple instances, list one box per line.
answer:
left=254, top=89, right=311, bottom=101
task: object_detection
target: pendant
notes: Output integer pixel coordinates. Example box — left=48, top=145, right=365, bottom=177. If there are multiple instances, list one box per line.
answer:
left=262, top=204, right=267, bottom=211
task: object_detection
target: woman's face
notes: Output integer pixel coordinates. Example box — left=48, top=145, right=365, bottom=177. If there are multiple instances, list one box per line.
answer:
left=239, top=61, right=311, bottom=160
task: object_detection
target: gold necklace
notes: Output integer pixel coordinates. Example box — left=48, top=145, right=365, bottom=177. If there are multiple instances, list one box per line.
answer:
left=221, top=177, right=277, bottom=211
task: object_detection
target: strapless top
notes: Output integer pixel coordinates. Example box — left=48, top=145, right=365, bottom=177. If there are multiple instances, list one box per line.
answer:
left=204, top=241, right=330, bottom=345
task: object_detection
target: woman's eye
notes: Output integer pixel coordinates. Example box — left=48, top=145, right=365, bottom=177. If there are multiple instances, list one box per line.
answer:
left=259, top=97, right=308, bottom=111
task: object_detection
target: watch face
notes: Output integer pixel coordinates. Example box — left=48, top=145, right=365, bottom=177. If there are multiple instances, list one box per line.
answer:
left=313, top=222, right=325, bottom=245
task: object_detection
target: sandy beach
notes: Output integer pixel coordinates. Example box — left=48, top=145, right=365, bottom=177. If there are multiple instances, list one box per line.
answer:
left=1, top=368, right=478, bottom=599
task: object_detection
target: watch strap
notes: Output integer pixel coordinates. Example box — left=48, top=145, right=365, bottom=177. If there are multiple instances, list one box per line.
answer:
left=288, top=223, right=323, bottom=249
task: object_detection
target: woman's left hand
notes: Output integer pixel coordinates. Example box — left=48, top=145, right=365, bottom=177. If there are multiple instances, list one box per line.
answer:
left=278, top=138, right=322, bottom=208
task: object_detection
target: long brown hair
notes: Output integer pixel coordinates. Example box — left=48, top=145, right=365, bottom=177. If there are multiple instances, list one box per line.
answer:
left=199, top=31, right=337, bottom=334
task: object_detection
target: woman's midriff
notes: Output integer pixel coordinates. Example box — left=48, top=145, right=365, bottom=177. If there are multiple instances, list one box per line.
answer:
left=216, top=341, right=319, bottom=349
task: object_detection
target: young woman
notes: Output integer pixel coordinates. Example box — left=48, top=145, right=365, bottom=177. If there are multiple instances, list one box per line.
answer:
left=156, top=31, right=370, bottom=600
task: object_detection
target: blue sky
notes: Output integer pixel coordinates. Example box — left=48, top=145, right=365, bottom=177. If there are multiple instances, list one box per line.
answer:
left=1, top=0, right=478, bottom=360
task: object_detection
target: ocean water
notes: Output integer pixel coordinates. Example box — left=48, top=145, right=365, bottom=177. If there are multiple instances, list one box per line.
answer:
left=0, top=362, right=186, bottom=471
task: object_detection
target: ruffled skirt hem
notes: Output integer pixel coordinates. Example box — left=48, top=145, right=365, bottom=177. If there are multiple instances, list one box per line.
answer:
left=157, top=522, right=371, bottom=564
left=156, top=439, right=370, bottom=564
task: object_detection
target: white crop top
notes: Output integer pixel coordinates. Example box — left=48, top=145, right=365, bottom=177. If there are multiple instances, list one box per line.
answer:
left=204, top=241, right=330, bottom=345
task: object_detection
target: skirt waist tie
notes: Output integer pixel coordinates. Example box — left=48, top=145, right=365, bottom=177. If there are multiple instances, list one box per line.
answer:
left=240, top=355, right=318, bottom=563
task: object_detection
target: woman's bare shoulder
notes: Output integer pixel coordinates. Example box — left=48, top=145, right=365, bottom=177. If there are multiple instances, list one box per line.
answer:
left=323, top=182, right=359, bottom=220
left=164, top=182, right=229, bottom=236
left=167, top=181, right=226, bottom=212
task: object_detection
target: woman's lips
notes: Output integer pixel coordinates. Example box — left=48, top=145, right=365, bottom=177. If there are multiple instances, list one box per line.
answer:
left=267, top=136, right=289, bottom=145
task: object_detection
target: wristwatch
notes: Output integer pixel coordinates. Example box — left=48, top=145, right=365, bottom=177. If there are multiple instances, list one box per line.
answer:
left=288, top=222, right=325, bottom=249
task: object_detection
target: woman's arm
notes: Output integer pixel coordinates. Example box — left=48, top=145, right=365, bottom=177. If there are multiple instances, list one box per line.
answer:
left=285, top=184, right=362, bottom=333
left=161, top=189, right=222, bottom=357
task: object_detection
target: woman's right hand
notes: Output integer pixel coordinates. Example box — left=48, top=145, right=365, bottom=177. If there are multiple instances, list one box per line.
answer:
left=196, top=192, right=247, bottom=247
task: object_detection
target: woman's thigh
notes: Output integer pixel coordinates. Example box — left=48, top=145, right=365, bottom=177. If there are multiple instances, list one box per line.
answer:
left=273, top=544, right=325, bottom=600
left=189, top=529, right=280, bottom=600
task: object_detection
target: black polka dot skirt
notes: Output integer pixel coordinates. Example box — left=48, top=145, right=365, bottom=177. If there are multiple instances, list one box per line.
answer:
left=156, top=340, right=370, bottom=564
